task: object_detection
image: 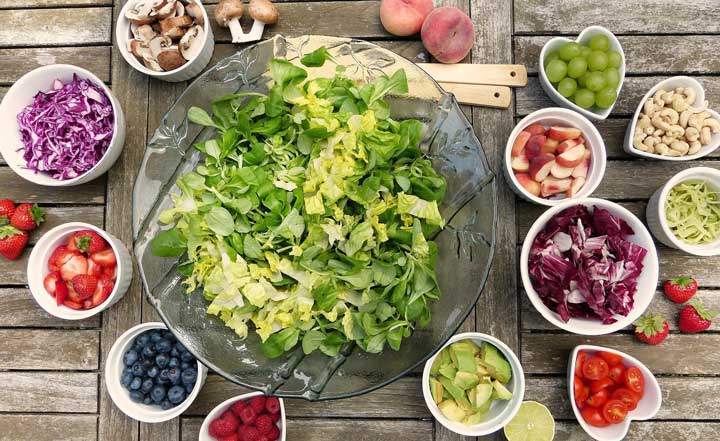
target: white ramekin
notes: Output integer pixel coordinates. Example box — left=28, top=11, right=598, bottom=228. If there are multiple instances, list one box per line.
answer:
left=646, top=166, right=720, bottom=256
left=198, top=392, right=287, bottom=441
left=116, top=0, right=214, bottom=82
left=422, top=332, right=525, bottom=437
left=0, top=64, right=126, bottom=186
left=520, top=198, right=659, bottom=335
left=539, top=26, right=625, bottom=121
left=105, top=322, right=208, bottom=423
left=504, top=107, right=607, bottom=206
left=27, top=222, right=132, bottom=320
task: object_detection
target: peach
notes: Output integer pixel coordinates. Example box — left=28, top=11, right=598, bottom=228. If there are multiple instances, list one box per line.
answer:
left=515, top=173, right=541, bottom=197
left=556, top=144, right=586, bottom=168
left=511, top=131, right=531, bottom=157
left=550, top=162, right=574, bottom=179
left=511, top=153, right=530, bottom=172
left=541, top=177, right=572, bottom=197
left=525, top=134, right=547, bottom=159
left=567, top=176, right=586, bottom=198
left=528, top=153, right=555, bottom=182
left=525, top=123, right=546, bottom=136
left=421, top=7, right=475, bottom=64
left=380, top=0, right=434, bottom=37
left=572, top=150, right=592, bottom=178
left=557, top=137, right=583, bottom=154
left=541, top=138, right=559, bottom=154
left=548, top=126, right=582, bottom=141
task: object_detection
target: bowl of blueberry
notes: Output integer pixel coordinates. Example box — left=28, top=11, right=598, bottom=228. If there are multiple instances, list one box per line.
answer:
left=105, top=322, right=208, bottom=423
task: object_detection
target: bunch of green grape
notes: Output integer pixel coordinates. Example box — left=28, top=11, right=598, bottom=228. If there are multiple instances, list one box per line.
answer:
left=544, top=34, right=622, bottom=110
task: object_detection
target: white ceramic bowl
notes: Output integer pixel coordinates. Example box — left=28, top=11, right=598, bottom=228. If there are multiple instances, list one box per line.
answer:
left=422, top=332, right=525, bottom=437
left=117, top=0, right=214, bottom=82
left=568, top=345, right=661, bottom=441
left=623, top=76, right=720, bottom=160
left=27, top=222, right=132, bottom=320
left=539, top=26, right=625, bottom=121
left=646, top=166, right=720, bottom=256
left=520, top=198, right=659, bottom=335
left=504, top=107, right=607, bottom=206
left=199, top=392, right=287, bottom=441
left=106, top=322, right=208, bottom=423
left=0, top=64, right=126, bottom=186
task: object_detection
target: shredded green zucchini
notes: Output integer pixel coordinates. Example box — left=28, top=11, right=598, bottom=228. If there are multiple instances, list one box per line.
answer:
left=665, top=180, right=720, bottom=245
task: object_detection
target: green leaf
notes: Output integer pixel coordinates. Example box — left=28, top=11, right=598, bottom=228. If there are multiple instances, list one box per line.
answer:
left=270, top=59, right=308, bottom=89
left=150, top=228, right=187, bottom=257
left=302, top=329, right=326, bottom=354
left=187, top=107, right=216, bottom=127
left=261, top=328, right=300, bottom=358
left=300, top=46, right=333, bottom=67
left=205, top=206, right=235, bottom=236
left=243, top=235, right=263, bottom=259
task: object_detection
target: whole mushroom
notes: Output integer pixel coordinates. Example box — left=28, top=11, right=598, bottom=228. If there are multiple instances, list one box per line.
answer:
left=157, top=47, right=187, bottom=71
left=214, top=0, right=245, bottom=42
left=215, top=0, right=278, bottom=43
left=248, top=0, right=279, bottom=25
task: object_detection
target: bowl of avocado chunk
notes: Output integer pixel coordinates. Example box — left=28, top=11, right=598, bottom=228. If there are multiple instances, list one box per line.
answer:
left=422, top=332, right=525, bottom=436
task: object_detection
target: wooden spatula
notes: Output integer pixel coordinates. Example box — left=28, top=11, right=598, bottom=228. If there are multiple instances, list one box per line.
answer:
left=419, top=63, right=528, bottom=87
left=438, top=83, right=511, bottom=108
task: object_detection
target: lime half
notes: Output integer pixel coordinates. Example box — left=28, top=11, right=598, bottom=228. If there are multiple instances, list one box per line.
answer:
left=503, top=401, right=556, bottom=441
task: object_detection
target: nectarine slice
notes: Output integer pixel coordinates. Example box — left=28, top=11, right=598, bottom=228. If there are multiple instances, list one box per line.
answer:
left=511, top=131, right=531, bottom=157
left=511, top=153, right=530, bottom=172
left=556, top=144, right=586, bottom=168
left=572, top=150, right=592, bottom=178
left=528, top=153, right=555, bottom=182
left=550, top=162, right=574, bottom=179
left=567, top=176, right=586, bottom=198
left=525, top=123, right=546, bottom=136
left=525, top=134, right=547, bottom=159
left=515, top=172, right=541, bottom=197
left=541, top=138, right=559, bottom=154
left=557, top=138, right=582, bottom=154
left=541, top=176, right=572, bottom=197
left=548, top=126, right=582, bottom=141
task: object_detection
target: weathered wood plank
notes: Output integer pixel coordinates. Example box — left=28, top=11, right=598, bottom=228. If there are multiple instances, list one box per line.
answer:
left=522, top=333, right=720, bottom=375
left=0, top=168, right=105, bottom=204
left=0, top=414, right=97, bottom=441
left=139, top=421, right=178, bottom=441
left=514, top=0, right=720, bottom=34
left=0, top=8, right=112, bottom=47
left=1, top=0, right=110, bottom=7
left=0, top=47, right=111, bottom=84
left=0, top=249, right=33, bottom=284
left=0, top=329, right=99, bottom=370
left=0, top=287, right=100, bottom=328
left=553, top=421, right=720, bottom=441
left=28, top=206, right=105, bottom=244
left=0, top=372, right=97, bottom=413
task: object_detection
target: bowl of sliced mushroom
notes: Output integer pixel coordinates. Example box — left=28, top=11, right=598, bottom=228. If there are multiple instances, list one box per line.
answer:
left=117, top=0, right=213, bottom=82
left=625, top=76, right=720, bottom=160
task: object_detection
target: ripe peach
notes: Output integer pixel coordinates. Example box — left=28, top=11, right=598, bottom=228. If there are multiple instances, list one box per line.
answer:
left=515, top=173, right=541, bottom=197
left=572, top=150, right=592, bottom=178
left=550, top=162, right=574, bottom=179
left=556, top=144, right=586, bottom=168
left=525, top=134, right=547, bottom=159
left=548, top=126, right=582, bottom=141
left=525, top=123, right=546, bottom=136
left=511, top=131, right=531, bottom=157
left=557, top=137, right=583, bottom=154
left=380, top=0, right=434, bottom=37
left=541, top=138, right=559, bottom=154
left=511, top=153, right=530, bottom=172
left=528, top=153, right=555, bottom=182
left=567, top=176, right=586, bottom=198
left=421, top=7, right=475, bottom=64
left=541, top=177, right=572, bottom=197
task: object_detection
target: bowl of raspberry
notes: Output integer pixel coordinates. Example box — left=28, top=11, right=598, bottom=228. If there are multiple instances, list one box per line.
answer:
left=200, top=392, right=286, bottom=441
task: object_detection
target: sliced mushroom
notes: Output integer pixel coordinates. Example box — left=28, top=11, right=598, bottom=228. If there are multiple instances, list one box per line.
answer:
left=143, top=55, right=164, bottom=72
left=179, top=25, right=205, bottom=61
left=128, top=40, right=150, bottom=58
left=185, top=1, right=205, bottom=26
left=248, top=0, right=279, bottom=24
left=157, top=48, right=187, bottom=71
left=135, top=24, right=157, bottom=42
left=125, top=0, right=155, bottom=25
left=160, top=14, right=193, bottom=33
left=148, top=35, right=173, bottom=58
left=174, top=1, right=185, bottom=18
left=154, top=0, right=178, bottom=20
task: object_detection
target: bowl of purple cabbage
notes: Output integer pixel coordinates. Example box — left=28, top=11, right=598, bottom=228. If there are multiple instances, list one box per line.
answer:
left=0, top=64, right=125, bottom=186
left=520, top=198, right=659, bottom=335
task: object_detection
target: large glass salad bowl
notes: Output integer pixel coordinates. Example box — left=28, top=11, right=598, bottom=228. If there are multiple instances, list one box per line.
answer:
left=132, top=35, right=496, bottom=400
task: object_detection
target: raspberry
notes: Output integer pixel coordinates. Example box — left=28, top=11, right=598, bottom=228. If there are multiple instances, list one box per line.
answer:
left=255, top=415, right=273, bottom=434
left=265, top=397, right=281, bottom=414
left=221, top=410, right=240, bottom=431
left=266, top=425, right=280, bottom=441
left=269, top=412, right=281, bottom=423
left=219, top=435, right=240, bottom=441
left=238, top=425, right=261, bottom=441
left=231, top=399, right=248, bottom=417
left=209, top=417, right=237, bottom=438
left=239, top=405, right=257, bottom=425
left=250, top=396, right=266, bottom=413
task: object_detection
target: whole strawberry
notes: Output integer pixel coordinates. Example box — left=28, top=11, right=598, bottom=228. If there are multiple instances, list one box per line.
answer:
left=10, top=203, right=44, bottom=231
left=0, top=225, right=29, bottom=260
left=634, top=312, right=669, bottom=345
left=69, top=230, right=107, bottom=254
left=0, top=199, right=16, bottom=222
left=664, top=277, right=698, bottom=303
left=679, top=300, right=717, bottom=333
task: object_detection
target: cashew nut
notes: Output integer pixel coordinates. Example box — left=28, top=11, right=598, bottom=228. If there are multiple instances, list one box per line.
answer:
left=653, top=89, right=667, bottom=103
left=680, top=109, right=691, bottom=128
left=665, top=148, right=683, bottom=157
left=638, top=114, right=652, bottom=129
left=685, top=126, right=700, bottom=142
left=670, top=140, right=690, bottom=154
left=667, top=125, right=685, bottom=138
left=689, top=141, right=702, bottom=155
left=701, top=126, right=712, bottom=145
left=644, top=126, right=655, bottom=135
left=661, top=91, right=675, bottom=105
left=653, top=128, right=664, bottom=137
left=652, top=114, right=672, bottom=131
left=643, top=136, right=659, bottom=149
left=703, top=118, right=720, bottom=133
left=689, top=113, right=705, bottom=131
left=655, top=143, right=670, bottom=155
left=644, top=98, right=658, bottom=115
left=633, top=135, right=649, bottom=151
left=672, top=94, right=690, bottom=112
left=660, top=108, right=680, bottom=124
left=683, top=87, right=697, bottom=105
left=661, top=135, right=676, bottom=145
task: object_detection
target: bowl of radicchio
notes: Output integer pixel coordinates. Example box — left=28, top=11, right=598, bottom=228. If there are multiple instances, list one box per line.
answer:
left=520, top=198, right=658, bottom=335
left=0, top=64, right=125, bottom=187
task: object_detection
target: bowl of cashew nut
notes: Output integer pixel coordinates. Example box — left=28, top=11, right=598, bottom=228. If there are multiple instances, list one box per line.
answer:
left=624, top=76, right=720, bottom=160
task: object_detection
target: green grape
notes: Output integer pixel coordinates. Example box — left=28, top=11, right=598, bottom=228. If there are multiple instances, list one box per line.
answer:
left=559, top=42, right=581, bottom=61
left=589, top=34, right=610, bottom=51
left=603, top=68, right=620, bottom=88
left=578, top=72, right=590, bottom=88
left=558, top=78, right=578, bottom=98
left=607, top=51, right=622, bottom=68
left=585, top=71, right=606, bottom=92
left=580, top=46, right=592, bottom=59
left=567, top=57, right=588, bottom=79
left=596, top=87, right=617, bottom=108
left=588, top=51, right=608, bottom=71
left=544, top=51, right=560, bottom=67
left=574, top=89, right=595, bottom=109
left=545, top=59, right=568, bottom=83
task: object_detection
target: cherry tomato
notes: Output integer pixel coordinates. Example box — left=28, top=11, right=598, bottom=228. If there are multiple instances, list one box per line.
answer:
left=582, top=356, right=610, bottom=380
left=590, top=377, right=615, bottom=394
left=582, top=406, right=610, bottom=427
left=576, top=351, right=589, bottom=377
left=603, top=399, right=628, bottom=424
left=609, top=364, right=626, bottom=383
left=573, top=376, right=586, bottom=399
left=597, top=351, right=623, bottom=366
left=622, top=366, right=645, bottom=394
left=586, top=389, right=609, bottom=408
left=576, top=385, right=590, bottom=409
left=611, top=388, right=640, bottom=411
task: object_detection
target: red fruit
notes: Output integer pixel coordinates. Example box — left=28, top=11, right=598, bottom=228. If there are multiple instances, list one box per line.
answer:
left=10, top=203, right=44, bottom=231
left=0, top=199, right=16, bottom=222
left=69, top=230, right=107, bottom=255
left=88, top=259, right=103, bottom=277
left=525, top=134, right=547, bottom=159
left=634, top=312, right=669, bottom=345
left=90, top=276, right=114, bottom=307
left=250, top=396, right=266, bottom=413
left=231, top=399, right=248, bottom=417
left=548, top=126, right=582, bottom=140
left=269, top=412, right=280, bottom=423
left=90, top=248, right=117, bottom=267
left=556, top=144, right=586, bottom=168
left=71, top=275, right=99, bottom=299
left=219, top=434, right=240, bottom=441
left=510, top=153, right=530, bottom=172
left=210, top=417, right=237, bottom=438
left=60, top=254, right=89, bottom=282
left=255, top=415, right=274, bottom=434
left=557, top=137, right=583, bottom=154
left=239, top=426, right=261, bottom=441
left=239, top=405, right=257, bottom=425
left=103, top=265, right=117, bottom=281
left=567, top=176, right=586, bottom=198
left=528, top=153, right=555, bottom=182
left=678, top=300, right=717, bottom=333
left=55, top=279, right=69, bottom=306
left=221, top=410, right=240, bottom=432
left=266, top=425, right=280, bottom=441
left=515, top=173, right=541, bottom=197
left=44, top=271, right=62, bottom=296
left=511, top=130, right=531, bottom=157
left=540, top=176, right=572, bottom=198
left=265, top=397, right=281, bottom=414
left=51, top=246, right=72, bottom=265
left=63, top=299, right=84, bottom=310
left=0, top=226, right=29, bottom=260
left=663, top=277, right=698, bottom=304
left=525, top=123, right=546, bottom=136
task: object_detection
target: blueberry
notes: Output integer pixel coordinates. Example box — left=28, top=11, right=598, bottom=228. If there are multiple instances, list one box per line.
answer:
left=131, top=362, right=146, bottom=377
left=170, top=347, right=180, bottom=358
left=136, top=333, right=150, bottom=347
left=167, top=385, right=186, bottom=404
left=150, top=385, right=166, bottom=403
left=181, top=368, right=197, bottom=385
left=167, top=367, right=181, bottom=385
left=143, top=395, right=152, bottom=405
left=141, top=358, right=154, bottom=371
left=129, top=377, right=142, bottom=390
left=175, top=342, right=188, bottom=353
left=141, top=379, right=154, bottom=394
left=157, top=369, right=170, bottom=384
left=123, top=349, right=139, bottom=366
left=168, top=357, right=180, bottom=369
left=180, top=362, right=191, bottom=371
left=160, top=399, right=173, bottom=410
left=129, top=391, right=144, bottom=403
left=149, top=331, right=163, bottom=343
left=162, top=330, right=175, bottom=340
left=147, top=366, right=159, bottom=378
left=185, top=383, right=195, bottom=393
left=142, top=344, right=157, bottom=359
left=181, top=351, right=195, bottom=362
left=155, top=353, right=169, bottom=369
left=120, top=369, right=133, bottom=388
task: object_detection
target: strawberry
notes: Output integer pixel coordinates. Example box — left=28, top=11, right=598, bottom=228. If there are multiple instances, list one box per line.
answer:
left=90, top=276, right=114, bottom=307
left=10, top=203, right=44, bottom=231
left=231, top=399, right=248, bottom=417
left=239, top=405, right=257, bottom=425
left=44, top=271, right=62, bottom=296
left=250, top=396, right=266, bottom=413
left=63, top=299, right=83, bottom=309
left=664, top=277, right=698, bottom=304
left=0, top=199, right=16, bottom=222
left=264, top=397, right=280, bottom=415
left=266, top=425, right=280, bottom=441
left=88, top=258, right=103, bottom=277
left=50, top=246, right=71, bottom=265
left=68, top=230, right=107, bottom=254
left=55, top=279, right=69, bottom=306
left=71, top=275, right=98, bottom=299
left=634, top=313, right=669, bottom=345
left=60, top=254, right=89, bottom=282
left=255, top=415, right=273, bottom=435
left=91, top=248, right=117, bottom=267
left=103, top=265, right=117, bottom=281
left=0, top=226, right=29, bottom=260
left=678, top=300, right=717, bottom=333
left=210, top=417, right=237, bottom=438
left=238, top=426, right=261, bottom=441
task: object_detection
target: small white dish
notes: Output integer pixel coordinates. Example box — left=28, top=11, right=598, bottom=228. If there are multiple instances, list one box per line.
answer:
left=422, top=332, right=525, bottom=437
left=623, top=76, right=720, bottom=160
left=520, top=198, right=659, bottom=335
left=503, top=107, right=607, bottom=206
left=27, top=222, right=132, bottom=320
left=0, top=64, right=126, bottom=186
left=199, top=392, right=287, bottom=441
left=568, top=345, right=662, bottom=441
left=646, top=166, right=720, bottom=256
left=106, top=322, right=208, bottom=423
left=539, top=26, right=625, bottom=121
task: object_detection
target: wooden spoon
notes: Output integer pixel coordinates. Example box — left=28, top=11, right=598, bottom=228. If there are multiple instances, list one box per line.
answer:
left=419, top=63, right=528, bottom=87
left=438, top=83, right=511, bottom=108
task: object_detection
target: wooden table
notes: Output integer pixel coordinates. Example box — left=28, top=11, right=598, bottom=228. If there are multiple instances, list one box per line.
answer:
left=1, top=1, right=719, bottom=440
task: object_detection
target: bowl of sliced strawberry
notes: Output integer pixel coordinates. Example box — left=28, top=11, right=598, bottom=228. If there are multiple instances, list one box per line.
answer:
left=28, top=222, right=132, bottom=319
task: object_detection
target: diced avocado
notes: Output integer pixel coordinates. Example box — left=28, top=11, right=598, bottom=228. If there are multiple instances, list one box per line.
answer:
left=450, top=342, right=477, bottom=373
left=481, top=342, right=512, bottom=383
left=438, top=400, right=466, bottom=422
left=472, top=383, right=494, bottom=409
left=439, top=364, right=457, bottom=381
left=431, top=349, right=449, bottom=375
left=456, top=397, right=475, bottom=416
left=439, top=377, right=470, bottom=407
left=475, top=361, right=490, bottom=376
left=475, top=396, right=492, bottom=414
left=491, top=380, right=513, bottom=400
left=463, top=411, right=486, bottom=426
left=430, top=378, right=444, bottom=404
left=454, top=371, right=480, bottom=390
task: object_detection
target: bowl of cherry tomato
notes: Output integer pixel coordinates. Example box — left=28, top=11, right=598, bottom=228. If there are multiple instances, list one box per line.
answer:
left=568, top=345, right=661, bottom=441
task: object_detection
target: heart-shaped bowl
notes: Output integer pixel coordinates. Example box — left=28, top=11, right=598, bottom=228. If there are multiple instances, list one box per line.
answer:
left=568, top=345, right=662, bottom=441
left=539, top=26, right=625, bottom=121
left=623, top=76, right=720, bottom=160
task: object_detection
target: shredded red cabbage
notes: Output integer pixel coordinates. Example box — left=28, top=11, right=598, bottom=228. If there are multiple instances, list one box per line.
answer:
left=529, top=205, right=648, bottom=324
left=16, top=74, right=114, bottom=180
